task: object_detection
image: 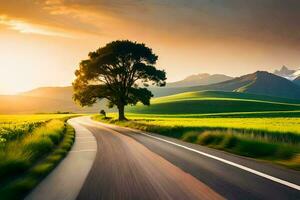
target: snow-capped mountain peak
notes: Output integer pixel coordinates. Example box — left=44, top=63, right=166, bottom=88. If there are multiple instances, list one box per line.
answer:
left=273, top=66, right=300, bottom=80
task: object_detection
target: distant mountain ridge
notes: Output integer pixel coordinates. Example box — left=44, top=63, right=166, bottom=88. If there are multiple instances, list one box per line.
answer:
left=151, top=71, right=300, bottom=99
left=167, top=73, right=233, bottom=87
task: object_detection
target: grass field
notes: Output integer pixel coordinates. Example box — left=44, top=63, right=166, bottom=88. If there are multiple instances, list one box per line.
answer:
left=127, top=91, right=300, bottom=114
left=0, top=114, right=76, bottom=199
left=116, top=113, right=300, bottom=135
left=0, top=114, right=78, bottom=144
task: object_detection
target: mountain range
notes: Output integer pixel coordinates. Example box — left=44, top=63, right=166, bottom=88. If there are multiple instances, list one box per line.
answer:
left=1, top=70, right=300, bottom=114
left=151, top=71, right=300, bottom=99
left=166, top=73, right=233, bottom=87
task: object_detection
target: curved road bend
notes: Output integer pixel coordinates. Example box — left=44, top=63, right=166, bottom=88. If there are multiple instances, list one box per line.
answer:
left=75, top=116, right=300, bottom=200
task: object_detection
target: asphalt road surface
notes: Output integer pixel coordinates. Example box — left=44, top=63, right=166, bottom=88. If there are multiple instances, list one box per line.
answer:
left=75, top=117, right=300, bottom=200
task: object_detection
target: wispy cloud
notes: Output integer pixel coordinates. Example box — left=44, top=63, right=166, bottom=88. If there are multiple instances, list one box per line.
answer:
left=0, top=15, right=73, bottom=37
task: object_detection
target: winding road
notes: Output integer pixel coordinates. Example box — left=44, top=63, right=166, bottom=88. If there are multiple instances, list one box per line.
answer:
left=28, top=116, right=300, bottom=200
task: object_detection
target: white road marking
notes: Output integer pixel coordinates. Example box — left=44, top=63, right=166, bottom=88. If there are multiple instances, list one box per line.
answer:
left=138, top=131, right=300, bottom=191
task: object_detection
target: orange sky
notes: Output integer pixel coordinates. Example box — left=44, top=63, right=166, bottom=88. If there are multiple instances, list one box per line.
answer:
left=0, top=0, right=300, bottom=94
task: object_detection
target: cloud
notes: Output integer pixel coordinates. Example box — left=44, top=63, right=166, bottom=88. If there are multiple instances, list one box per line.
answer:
left=0, top=0, right=108, bottom=38
left=0, top=15, right=73, bottom=37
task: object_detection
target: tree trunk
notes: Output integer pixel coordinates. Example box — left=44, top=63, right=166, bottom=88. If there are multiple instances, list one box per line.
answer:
left=118, top=104, right=127, bottom=121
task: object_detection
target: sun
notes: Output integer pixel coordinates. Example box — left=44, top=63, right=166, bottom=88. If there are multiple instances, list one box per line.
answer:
left=0, top=66, right=35, bottom=94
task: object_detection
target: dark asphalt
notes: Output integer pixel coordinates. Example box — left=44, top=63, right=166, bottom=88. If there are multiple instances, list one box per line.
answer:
left=76, top=117, right=300, bottom=200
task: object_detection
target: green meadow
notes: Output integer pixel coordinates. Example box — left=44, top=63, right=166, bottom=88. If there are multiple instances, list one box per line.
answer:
left=0, top=114, right=76, bottom=199
left=126, top=91, right=300, bottom=114
left=95, top=91, right=300, bottom=169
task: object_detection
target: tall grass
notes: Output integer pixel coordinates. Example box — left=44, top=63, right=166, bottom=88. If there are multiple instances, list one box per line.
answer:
left=0, top=120, right=65, bottom=184
left=0, top=124, right=75, bottom=199
left=0, top=122, right=42, bottom=144
left=0, top=114, right=77, bottom=199
left=182, top=130, right=299, bottom=160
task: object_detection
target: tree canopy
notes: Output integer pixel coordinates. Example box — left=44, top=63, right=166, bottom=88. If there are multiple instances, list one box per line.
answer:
left=73, top=40, right=166, bottom=120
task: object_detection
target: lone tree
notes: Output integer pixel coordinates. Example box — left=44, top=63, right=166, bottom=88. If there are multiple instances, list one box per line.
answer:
left=73, top=40, right=166, bottom=120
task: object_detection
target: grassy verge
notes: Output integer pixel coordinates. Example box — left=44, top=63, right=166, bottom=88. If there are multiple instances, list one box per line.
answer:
left=93, top=114, right=300, bottom=170
left=182, top=130, right=300, bottom=168
left=0, top=121, right=75, bottom=199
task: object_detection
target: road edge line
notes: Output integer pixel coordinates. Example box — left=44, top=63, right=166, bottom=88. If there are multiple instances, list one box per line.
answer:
left=138, top=131, right=300, bottom=191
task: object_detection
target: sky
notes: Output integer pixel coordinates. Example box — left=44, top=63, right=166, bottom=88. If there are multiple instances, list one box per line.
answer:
left=0, top=0, right=300, bottom=94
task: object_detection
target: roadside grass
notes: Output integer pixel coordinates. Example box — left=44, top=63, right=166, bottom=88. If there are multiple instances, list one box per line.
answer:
left=0, top=115, right=76, bottom=199
left=0, top=120, right=65, bottom=182
left=93, top=113, right=300, bottom=170
left=186, top=130, right=299, bottom=161
left=0, top=124, right=75, bottom=199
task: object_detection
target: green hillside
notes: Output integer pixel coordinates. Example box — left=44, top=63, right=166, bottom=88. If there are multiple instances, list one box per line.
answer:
left=126, top=91, right=300, bottom=114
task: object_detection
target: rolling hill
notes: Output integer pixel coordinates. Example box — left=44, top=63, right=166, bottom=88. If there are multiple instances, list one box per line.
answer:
left=21, top=86, right=73, bottom=100
left=0, top=95, right=104, bottom=114
left=150, top=71, right=300, bottom=99
left=0, top=86, right=115, bottom=114
left=126, top=91, right=300, bottom=114
left=166, top=73, right=233, bottom=87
